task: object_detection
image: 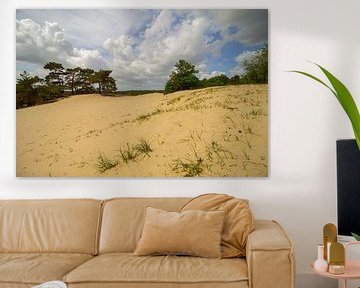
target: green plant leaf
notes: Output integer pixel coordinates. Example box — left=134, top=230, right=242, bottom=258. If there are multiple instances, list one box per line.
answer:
left=316, top=65, right=360, bottom=144
left=290, top=64, right=360, bottom=150
left=351, top=232, right=360, bottom=241
left=289, top=70, right=337, bottom=98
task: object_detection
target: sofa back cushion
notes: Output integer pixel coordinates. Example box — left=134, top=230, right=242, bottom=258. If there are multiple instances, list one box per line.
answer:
left=0, top=199, right=102, bottom=254
left=181, top=194, right=254, bottom=258
left=99, top=198, right=189, bottom=253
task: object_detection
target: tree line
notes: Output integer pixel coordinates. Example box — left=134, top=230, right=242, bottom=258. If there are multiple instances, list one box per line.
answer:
left=16, top=62, right=117, bottom=109
left=164, top=45, right=268, bottom=94
left=16, top=45, right=267, bottom=108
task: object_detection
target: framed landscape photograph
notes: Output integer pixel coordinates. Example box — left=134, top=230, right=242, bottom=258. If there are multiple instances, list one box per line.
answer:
left=16, top=9, right=268, bottom=177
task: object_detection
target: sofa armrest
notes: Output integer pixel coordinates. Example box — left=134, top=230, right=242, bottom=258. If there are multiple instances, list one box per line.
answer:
left=246, top=220, right=295, bottom=288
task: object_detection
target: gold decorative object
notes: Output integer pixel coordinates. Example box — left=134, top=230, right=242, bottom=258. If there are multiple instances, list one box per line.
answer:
left=328, top=264, right=345, bottom=275
left=323, top=223, right=337, bottom=261
left=329, top=242, right=345, bottom=274
left=329, top=242, right=345, bottom=264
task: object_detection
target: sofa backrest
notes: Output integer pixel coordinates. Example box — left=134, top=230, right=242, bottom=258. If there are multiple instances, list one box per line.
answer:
left=0, top=199, right=102, bottom=254
left=99, top=197, right=190, bottom=253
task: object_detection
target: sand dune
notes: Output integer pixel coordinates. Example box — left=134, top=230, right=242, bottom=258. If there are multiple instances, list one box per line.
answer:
left=16, top=85, right=268, bottom=177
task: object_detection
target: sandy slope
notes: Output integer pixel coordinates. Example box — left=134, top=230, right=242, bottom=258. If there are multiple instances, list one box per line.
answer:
left=16, top=85, right=268, bottom=177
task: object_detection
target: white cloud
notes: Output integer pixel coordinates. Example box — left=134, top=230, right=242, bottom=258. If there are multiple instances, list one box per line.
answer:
left=16, top=10, right=155, bottom=49
left=67, top=48, right=106, bottom=69
left=103, top=10, right=267, bottom=89
left=196, top=62, right=225, bottom=79
left=231, top=50, right=258, bottom=76
left=104, top=10, right=221, bottom=89
left=191, top=9, right=268, bottom=47
left=104, top=35, right=136, bottom=62
left=199, top=71, right=227, bottom=80
left=16, top=18, right=106, bottom=70
left=17, top=19, right=69, bottom=63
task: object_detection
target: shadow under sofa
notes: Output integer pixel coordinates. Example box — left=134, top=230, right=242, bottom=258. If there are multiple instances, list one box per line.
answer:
left=0, top=198, right=295, bottom=288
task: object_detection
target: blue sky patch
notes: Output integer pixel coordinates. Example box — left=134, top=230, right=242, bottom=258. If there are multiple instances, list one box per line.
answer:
left=228, top=25, right=239, bottom=35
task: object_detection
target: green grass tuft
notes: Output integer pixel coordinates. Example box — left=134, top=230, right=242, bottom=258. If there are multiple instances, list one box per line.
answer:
left=206, top=141, right=234, bottom=167
left=133, top=139, right=153, bottom=158
left=171, top=157, right=204, bottom=177
left=118, top=143, right=137, bottom=164
left=95, top=151, right=118, bottom=173
left=171, top=147, right=205, bottom=177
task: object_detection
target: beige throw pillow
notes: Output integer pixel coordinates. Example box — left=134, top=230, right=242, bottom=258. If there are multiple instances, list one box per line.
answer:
left=134, top=207, right=225, bottom=258
left=181, top=193, right=255, bottom=258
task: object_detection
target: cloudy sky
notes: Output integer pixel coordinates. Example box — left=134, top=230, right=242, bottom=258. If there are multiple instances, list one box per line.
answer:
left=16, top=9, right=268, bottom=90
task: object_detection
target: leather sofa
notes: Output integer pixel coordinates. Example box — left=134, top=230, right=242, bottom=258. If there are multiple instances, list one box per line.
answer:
left=0, top=198, right=295, bottom=288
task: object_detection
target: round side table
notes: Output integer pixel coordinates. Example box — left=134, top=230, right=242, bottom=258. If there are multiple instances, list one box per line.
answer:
left=311, top=242, right=360, bottom=288
left=312, top=261, right=360, bottom=288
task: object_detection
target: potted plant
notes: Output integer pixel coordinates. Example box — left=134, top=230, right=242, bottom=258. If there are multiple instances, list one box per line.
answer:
left=291, top=63, right=360, bottom=240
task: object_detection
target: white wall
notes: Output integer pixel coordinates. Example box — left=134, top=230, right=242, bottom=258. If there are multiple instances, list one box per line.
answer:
left=1, top=0, right=359, bottom=287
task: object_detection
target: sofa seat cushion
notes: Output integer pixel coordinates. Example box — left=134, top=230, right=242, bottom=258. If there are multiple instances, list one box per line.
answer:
left=0, top=253, right=93, bottom=285
left=64, top=253, right=248, bottom=285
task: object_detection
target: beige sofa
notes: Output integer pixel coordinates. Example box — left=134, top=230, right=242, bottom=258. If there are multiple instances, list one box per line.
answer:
left=0, top=198, right=295, bottom=288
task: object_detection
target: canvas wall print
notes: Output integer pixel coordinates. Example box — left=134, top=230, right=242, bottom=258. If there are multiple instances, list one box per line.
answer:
left=16, top=9, right=268, bottom=177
